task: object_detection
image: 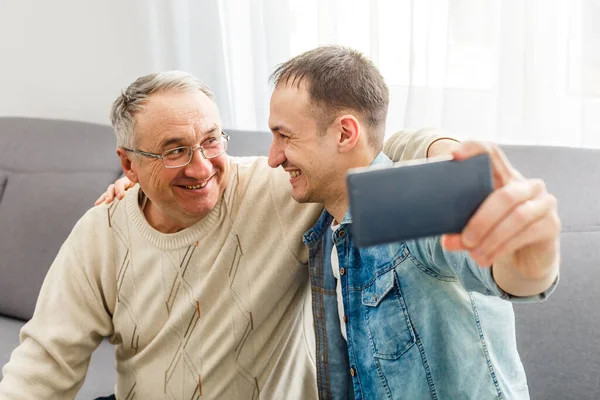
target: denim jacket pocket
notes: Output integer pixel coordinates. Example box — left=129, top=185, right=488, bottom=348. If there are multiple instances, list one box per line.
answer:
left=362, top=268, right=416, bottom=360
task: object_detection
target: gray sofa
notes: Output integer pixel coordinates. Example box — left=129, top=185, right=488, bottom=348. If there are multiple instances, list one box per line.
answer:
left=0, top=116, right=598, bottom=399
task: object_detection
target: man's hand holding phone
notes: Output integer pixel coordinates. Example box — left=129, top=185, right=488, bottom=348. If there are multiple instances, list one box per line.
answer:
left=347, top=141, right=560, bottom=297
left=443, top=142, right=560, bottom=297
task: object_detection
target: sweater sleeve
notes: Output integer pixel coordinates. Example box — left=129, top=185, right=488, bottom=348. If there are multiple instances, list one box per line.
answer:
left=383, top=127, right=458, bottom=161
left=0, top=212, right=114, bottom=399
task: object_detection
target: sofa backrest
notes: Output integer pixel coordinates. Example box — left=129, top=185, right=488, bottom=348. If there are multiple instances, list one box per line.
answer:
left=502, top=145, right=600, bottom=399
left=1, top=124, right=598, bottom=398
left=0, top=117, right=123, bottom=321
left=0, top=123, right=269, bottom=322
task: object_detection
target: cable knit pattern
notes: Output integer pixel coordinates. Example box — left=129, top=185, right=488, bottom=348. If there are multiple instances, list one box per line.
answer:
left=0, top=157, right=322, bottom=400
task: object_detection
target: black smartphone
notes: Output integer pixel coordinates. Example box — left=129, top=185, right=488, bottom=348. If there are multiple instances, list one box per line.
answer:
left=346, top=154, right=494, bottom=247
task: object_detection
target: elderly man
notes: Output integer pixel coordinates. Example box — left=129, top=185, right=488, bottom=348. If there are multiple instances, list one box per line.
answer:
left=267, top=46, right=560, bottom=399
left=0, top=71, right=453, bottom=399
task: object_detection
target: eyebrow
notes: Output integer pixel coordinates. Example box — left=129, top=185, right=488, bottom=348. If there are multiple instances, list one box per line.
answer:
left=158, top=125, right=219, bottom=149
left=270, top=124, right=292, bottom=134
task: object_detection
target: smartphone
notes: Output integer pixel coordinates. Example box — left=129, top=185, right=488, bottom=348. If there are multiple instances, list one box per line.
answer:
left=346, top=154, right=493, bottom=247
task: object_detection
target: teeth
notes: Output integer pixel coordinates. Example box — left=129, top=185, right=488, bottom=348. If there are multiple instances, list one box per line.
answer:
left=289, top=170, right=301, bottom=179
left=184, top=181, right=209, bottom=190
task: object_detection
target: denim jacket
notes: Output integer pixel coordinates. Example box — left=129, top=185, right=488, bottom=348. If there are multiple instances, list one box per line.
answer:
left=303, top=153, right=557, bottom=400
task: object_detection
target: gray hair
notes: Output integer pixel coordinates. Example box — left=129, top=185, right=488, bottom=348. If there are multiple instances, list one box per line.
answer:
left=110, top=71, right=216, bottom=149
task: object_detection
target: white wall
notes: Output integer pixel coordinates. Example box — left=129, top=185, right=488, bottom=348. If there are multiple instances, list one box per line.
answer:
left=0, top=0, right=183, bottom=125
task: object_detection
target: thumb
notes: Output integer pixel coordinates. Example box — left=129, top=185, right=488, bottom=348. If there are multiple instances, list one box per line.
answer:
left=441, top=234, right=467, bottom=251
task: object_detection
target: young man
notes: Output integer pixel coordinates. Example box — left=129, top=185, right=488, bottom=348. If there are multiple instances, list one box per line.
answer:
left=267, top=46, right=560, bottom=399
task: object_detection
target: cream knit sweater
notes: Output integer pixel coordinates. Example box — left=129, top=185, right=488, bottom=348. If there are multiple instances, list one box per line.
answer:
left=0, top=129, right=441, bottom=399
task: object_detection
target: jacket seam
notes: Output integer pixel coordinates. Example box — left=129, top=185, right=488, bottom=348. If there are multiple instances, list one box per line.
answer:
left=405, top=247, right=457, bottom=282
left=372, top=356, right=393, bottom=399
left=312, top=243, right=333, bottom=399
left=470, top=293, right=505, bottom=399
left=414, top=330, right=438, bottom=400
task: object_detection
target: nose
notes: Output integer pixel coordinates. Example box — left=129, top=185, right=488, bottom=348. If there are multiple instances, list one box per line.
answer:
left=268, top=140, right=285, bottom=169
left=182, top=148, right=213, bottom=177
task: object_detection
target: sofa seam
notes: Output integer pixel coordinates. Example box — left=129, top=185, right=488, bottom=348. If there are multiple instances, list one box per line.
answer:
left=0, top=175, right=7, bottom=204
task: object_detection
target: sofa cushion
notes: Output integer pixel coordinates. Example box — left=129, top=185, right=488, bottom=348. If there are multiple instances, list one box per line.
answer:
left=0, top=315, right=22, bottom=378
left=514, top=232, right=600, bottom=398
left=0, top=315, right=116, bottom=399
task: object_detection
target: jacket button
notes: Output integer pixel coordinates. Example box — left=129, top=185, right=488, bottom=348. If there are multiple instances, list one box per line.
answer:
left=343, top=315, right=348, bottom=323
left=340, top=267, right=346, bottom=276
left=350, top=367, right=356, bottom=377
left=338, top=229, right=345, bottom=237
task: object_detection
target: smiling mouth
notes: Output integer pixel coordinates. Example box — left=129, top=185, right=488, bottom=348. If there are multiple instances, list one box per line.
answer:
left=289, top=170, right=302, bottom=179
left=178, top=175, right=214, bottom=190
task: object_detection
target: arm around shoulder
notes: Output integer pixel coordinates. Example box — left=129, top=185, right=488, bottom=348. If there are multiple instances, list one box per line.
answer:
left=383, top=128, right=461, bottom=162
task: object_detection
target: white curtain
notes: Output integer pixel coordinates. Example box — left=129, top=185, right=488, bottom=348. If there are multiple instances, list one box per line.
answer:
left=151, top=0, right=600, bottom=148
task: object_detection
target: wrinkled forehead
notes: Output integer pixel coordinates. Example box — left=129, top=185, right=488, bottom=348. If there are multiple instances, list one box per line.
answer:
left=135, top=90, right=222, bottom=148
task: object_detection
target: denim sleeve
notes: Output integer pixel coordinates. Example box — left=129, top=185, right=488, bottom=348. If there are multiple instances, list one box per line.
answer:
left=405, top=236, right=558, bottom=303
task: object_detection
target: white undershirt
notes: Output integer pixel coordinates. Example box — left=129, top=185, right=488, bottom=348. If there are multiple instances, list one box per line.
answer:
left=331, top=221, right=348, bottom=341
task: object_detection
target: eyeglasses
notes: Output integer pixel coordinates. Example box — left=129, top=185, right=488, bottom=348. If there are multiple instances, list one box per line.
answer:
left=123, top=132, right=230, bottom=169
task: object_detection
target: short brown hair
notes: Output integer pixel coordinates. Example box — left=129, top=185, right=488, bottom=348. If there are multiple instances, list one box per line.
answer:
left=270, top=45, right=389, bottom=150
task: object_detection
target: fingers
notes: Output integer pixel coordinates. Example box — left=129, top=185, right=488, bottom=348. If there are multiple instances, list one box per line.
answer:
left=452, top=141, right=523, bottom=188
left=94, top=176, right=134, bottom=206
left=469, top=193, right=559, bottom=266
left=442, top=140, right=561, bottom=274
left=105, top=184, right=115, bottom=203
left=441, top=233, right=465, bottom=251
left=94, top=176, right=135, bottom=206
left=461, top=179, right=547, bottom=249
left=115, top=179, right=126, bottom=200
left=443, top=190, right=560, bottom=269
left=93, top=184, right=115, bottom=206
left=442, top=178, right=546, bottom=252
left=442, top=179, right=560, bottom=256
left=482, top=208, right=560, bottom=271
left=115, top=176, right=134, bottom=200
left=475, top=192, right=558, bottom=260
left=94, top=193, right=107, bottom=206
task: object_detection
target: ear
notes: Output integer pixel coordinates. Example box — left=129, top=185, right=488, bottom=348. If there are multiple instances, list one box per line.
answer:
left=116, top=148, right=140, bottom=184
left=337, top=115, right=361, bottom=153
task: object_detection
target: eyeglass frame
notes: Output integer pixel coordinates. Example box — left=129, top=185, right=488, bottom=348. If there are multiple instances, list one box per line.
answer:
left=122, top=132, right=230, bottom=169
